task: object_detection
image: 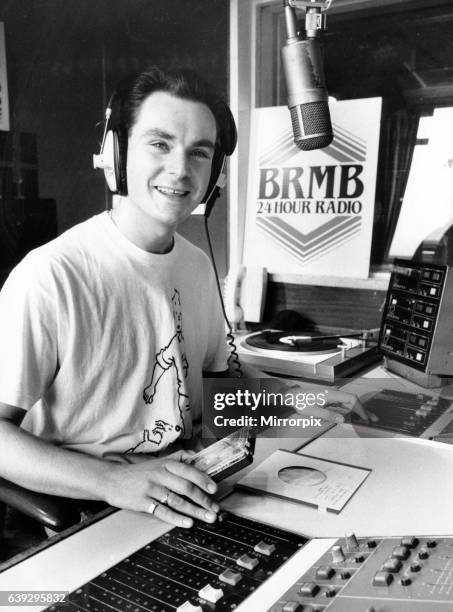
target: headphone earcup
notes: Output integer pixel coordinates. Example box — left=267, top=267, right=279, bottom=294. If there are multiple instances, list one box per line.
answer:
left=218, top=103, right=238, bottom=156
left=112, top=127, right=128, bottom=196
left=201, top=103, right=237, bottom=216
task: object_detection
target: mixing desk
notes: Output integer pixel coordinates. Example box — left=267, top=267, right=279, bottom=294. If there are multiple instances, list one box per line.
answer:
left=44, top=512, right=307, bottom=612
left=349, top=388, right=453, bottom=438
left=268, top=534, right=453, bottom=611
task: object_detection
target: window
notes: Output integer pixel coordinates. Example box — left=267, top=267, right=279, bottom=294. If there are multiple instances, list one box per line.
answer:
left=230, top=0, right=453, bottom=282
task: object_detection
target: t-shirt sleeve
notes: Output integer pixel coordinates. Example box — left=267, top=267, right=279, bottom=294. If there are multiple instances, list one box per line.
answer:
left=0, top=254, right=58, bottom=409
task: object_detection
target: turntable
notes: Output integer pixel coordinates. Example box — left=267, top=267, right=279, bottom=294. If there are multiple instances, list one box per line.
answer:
left=237, top=328, right=381, bottom=383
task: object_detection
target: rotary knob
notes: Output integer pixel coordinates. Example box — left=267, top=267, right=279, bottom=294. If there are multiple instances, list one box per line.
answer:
left=346, top=533, right=359, bottom=551
left=331, top=545, right=346, bottom=563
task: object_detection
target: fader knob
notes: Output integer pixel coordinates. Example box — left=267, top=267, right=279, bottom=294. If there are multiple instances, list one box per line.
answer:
left=372, top=571, right=393, bottom=586
left=316, top=565, right=335, bottom=580
left=300, top=582, right=320, bottom=597
left=391, top=546, right=410, bottom=560
left=400, top=537, right=419, bottom=548
left=331, top=545, right=346, bottom=563
left=282, top=602, right=303, bottom=612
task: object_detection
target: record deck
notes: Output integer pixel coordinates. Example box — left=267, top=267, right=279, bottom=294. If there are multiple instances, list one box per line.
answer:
left=237, top=328, right=381, bottom=383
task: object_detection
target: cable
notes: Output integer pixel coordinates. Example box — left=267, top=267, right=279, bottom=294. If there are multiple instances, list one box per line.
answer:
left=203, top=213, right=243, bottom=378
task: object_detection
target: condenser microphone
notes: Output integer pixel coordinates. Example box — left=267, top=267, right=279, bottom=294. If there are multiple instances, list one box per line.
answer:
left=281, top=2, right=333, bottom=151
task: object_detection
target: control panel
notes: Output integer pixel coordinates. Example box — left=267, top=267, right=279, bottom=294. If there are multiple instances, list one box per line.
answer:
left=379, top=260, right=453, bottom=386
left=349, top=389, right=453, bottom=438
left=45, top=511, right=307, bottom=611
left=269, top=534, right=453, bottom=611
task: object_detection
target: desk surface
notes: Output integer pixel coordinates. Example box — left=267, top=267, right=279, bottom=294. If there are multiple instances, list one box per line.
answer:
left=223, top=432, right=453, bottom=538
left=2, top=368, right=453, bottom=611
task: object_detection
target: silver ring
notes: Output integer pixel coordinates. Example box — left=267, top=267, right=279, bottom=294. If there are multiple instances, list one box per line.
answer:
left=160, top=491, right=170, bottom=505
left=147, top=501, right=158, bottom=515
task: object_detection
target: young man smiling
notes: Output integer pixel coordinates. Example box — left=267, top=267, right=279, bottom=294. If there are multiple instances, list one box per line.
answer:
left=0, top=66, right=371, bottom=533
left=0, top=67, right=235, bottom=529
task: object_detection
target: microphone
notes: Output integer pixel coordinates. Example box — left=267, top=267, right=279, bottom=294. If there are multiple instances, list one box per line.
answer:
left=281, top=1, right=333, bottom=151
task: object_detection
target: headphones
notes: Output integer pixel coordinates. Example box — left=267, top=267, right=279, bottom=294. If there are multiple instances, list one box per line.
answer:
left=93, top=91, right=237, bottom=217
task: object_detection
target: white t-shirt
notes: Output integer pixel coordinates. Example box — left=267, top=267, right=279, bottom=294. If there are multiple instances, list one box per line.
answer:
left=0, top=212, right=228, bottom=459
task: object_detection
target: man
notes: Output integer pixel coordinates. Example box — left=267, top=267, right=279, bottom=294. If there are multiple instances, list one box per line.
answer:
left=0, top=67, right=230, bottom=529
left=0, top=66, right=369, bottom=531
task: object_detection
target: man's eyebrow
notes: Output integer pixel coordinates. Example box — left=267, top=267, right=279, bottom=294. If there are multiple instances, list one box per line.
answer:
left=192, top=139, right=216, bottom=150
left=142, top=129, right=215, bottom=150
left=142, top=128, right=175, bottom=140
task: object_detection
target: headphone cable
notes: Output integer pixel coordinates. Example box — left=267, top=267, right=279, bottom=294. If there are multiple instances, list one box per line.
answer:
left=203, top=214, right=243, bottom=378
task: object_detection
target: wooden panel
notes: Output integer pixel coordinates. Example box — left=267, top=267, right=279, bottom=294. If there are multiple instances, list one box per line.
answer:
left=263, top=281, right=387, bottom=330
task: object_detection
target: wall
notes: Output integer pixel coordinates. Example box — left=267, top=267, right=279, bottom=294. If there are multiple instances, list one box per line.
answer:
left=0, top=0, right=229, bottom=275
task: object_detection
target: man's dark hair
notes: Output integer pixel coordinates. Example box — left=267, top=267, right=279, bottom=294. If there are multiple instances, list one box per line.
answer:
left=117, top=66, right=233, bottom=152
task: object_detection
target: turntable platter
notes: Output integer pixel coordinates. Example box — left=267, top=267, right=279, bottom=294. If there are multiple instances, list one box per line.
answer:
left=245, top=331, right=342, bottom=355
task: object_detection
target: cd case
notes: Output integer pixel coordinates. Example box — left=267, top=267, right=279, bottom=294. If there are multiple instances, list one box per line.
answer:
left=236, top=449, right=371, bottom=513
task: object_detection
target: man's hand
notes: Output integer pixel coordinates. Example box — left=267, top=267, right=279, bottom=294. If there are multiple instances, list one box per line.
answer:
left=104, top=449, right=219, bottom=528
left=291, top=387, right=378, bottom=424
left=323, top=388, right=378, bottom=423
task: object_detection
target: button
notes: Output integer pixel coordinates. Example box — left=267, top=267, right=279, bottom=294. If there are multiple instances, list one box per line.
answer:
left=198, top=584, right=224, bottom=604
left=418, top=549, right=429, bottom=560
left=331, top=545, right=345, bottom=563
left=325, top=588, right=336, bottom=598
left=237, top=554, right=259, bottom=570
left=372, top=571, right=394, bottom=586
left=254, top=540, right=276, bottom=556
left=315, top=565, right=335, bottom=580
left=400, top=576, right=412, bottom=586
left=367, top=540, right=377, bottom=549
left=177, top=602, right=203, bottom=612
left=401, top=537, right=419, bottom=548
left=340, top=571, right=351, bottom=580
left=219, top=569, right=242, bottom=586
left=282, top=602, right=303, bottom=612
left=355, top=554, right=365, bottom=563
left=300, top=582, right=320, bottom=597
left=426, top=540, right=437, bottom=548
left=382, top=558, right=402, bottom=573
left=410, top=563, right=421, bottom=572
left=392, top=546, right=410, bottom=560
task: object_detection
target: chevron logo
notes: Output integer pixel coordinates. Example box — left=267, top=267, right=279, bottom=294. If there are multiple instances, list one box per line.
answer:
left=256, top=215, right=362, bottom=265
left=259, top=122, right=367, bottom=168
